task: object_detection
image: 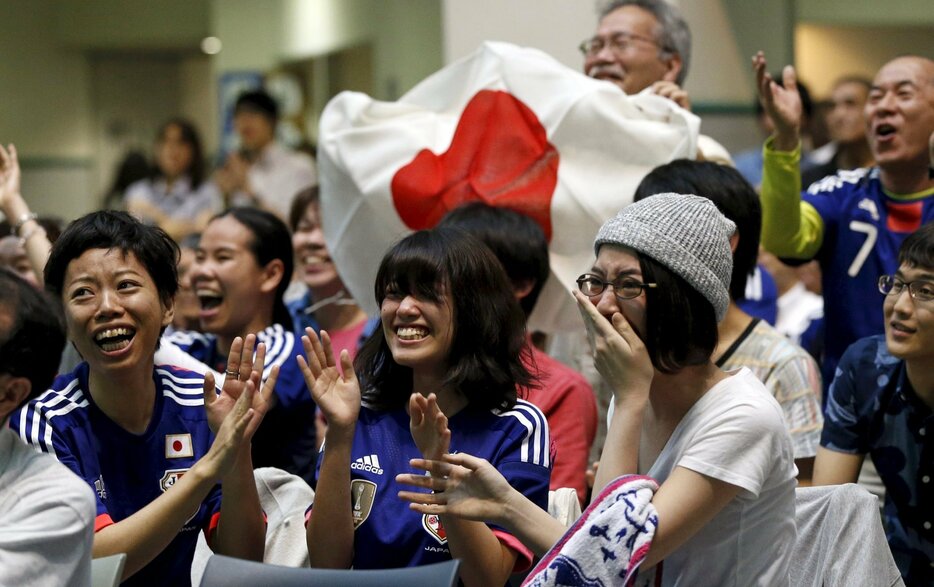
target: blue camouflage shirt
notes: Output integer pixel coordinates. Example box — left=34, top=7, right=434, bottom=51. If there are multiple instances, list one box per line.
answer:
left=822, top=335, right=934, bottom=583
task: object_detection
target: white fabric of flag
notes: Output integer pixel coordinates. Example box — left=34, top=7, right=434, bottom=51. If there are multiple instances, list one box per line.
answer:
left=318, top=41, right=700, bottom=332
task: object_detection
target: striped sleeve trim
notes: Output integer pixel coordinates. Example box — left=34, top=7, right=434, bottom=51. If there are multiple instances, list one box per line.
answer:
left=257, top=324, right=295, bottom=381
left=19, top=381, right=88, bottom=458
left=157, top=367, right=207, bottom=407
left=495, top=400, right=551, bottom=468
left=164, top=329, right=214, bottom=351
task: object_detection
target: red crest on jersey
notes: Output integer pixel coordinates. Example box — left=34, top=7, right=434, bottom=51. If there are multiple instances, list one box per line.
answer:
left=422, top=513, right=448, bottom=545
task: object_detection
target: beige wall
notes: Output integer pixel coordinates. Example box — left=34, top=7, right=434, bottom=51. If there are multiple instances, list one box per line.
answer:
left=797, top=24, right=934, bottom=97
left=441, top=0, right=791, bottom=107
left=55, top=0, right=210, bottom=50
left=0, top=1, right=93, bottom=160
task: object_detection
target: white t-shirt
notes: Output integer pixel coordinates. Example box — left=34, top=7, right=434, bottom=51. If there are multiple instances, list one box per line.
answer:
left=233, top=143, right=317, bottom=220
left=0, top=426, right=95, bottom=586
left=653, top=369, right=796, bottom=585
left=611, top=368, right=797, bottom=586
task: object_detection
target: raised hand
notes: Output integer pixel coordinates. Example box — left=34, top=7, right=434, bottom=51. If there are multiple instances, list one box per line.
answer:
left=297, top=328, right=360, bottom=433
left=574, top=290, right=653, bottom=403
left=203, top=334, right=278, bottom=437
left=396, top=453, right=516, bottom=526
left=409, top=393, right=450, bottom=461
left=752, top=51, right=803, bottom=150
left=0, top=144, right=21, bottom=208
left=200, top=380, right=259, bottom=479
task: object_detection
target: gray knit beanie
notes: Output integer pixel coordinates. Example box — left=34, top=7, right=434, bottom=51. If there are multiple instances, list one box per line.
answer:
left=594, top=193, right=736, bottom=322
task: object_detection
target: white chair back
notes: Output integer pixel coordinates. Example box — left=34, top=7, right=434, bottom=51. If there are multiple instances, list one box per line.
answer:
left=91, top=553, right=126, bottom=587
left=790, top=484, right=903, bottom=587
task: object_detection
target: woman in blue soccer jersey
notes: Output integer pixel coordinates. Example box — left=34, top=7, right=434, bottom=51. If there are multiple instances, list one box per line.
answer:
left=398, top=195, right=799, bottom=586
left=11, top=211, right=275, bottom=586
left=167, top=207, right=318, bottom=483
left=302, top=227, right=551, bottom=587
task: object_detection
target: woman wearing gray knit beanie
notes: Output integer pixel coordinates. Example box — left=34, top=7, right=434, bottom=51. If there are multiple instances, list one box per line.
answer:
left=396, top=194, right=796, bottom=586
left=578, top=193, right=796, bottom=584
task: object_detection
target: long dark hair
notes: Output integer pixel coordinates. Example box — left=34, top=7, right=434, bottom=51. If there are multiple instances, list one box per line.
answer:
left=154, top=118, right=206, bottom=188
left=209, top=208, right=294, bottom=331
left=356, top=227, right=533, bottom=411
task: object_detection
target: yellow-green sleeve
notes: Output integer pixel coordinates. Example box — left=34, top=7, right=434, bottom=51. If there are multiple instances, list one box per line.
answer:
left=759, top=137, right=824, bottom=259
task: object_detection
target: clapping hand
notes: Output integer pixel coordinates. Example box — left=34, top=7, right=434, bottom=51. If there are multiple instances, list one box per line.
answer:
left=297, top=328, right=360, bottom=434
left=396, top=453, right=516, bottom=526
left=203, top=334, right=277, bottom=438
left=409, top=393, right=451, bottom=462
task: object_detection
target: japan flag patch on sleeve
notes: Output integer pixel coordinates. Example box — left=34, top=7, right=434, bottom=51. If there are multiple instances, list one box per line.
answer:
left=165, top=433, right=193, bottom=458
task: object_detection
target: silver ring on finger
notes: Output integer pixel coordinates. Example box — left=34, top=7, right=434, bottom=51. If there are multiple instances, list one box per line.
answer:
left=225, top=369, right=240, bottom=378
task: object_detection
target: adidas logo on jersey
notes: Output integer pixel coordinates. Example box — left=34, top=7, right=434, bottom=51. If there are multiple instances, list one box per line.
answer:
left=351, top=454, right=384, bottom=475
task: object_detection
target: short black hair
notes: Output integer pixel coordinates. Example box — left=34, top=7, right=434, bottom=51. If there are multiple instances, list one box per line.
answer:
left=438, top=203, right=550, bottom=318
left=356, top=227, right=533, bottom=411
left=45, top=210, right=179, bottom=307
left=209, top=208, right=294, bottom=331
left=634, top=159, right=759, bottom=301
left=234, top=89, right=279, bottom=123
left=0, top=269, right=66, bottom=408
left=898, top=221, right=934, bottom=269
left=639, top=253, right=718, bottom=373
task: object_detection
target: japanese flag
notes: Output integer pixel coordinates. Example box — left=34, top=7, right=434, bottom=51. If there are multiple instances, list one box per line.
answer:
left=165, top=434, right=193, bottom=459
left=318, top=41, right=699, bottom=332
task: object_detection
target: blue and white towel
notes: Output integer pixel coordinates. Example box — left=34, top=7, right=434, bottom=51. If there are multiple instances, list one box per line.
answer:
left=524, top=475, right=659, bottom=587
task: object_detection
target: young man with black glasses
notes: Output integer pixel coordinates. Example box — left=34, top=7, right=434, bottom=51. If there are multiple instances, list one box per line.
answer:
left=815, top=221, right=934, bottom=583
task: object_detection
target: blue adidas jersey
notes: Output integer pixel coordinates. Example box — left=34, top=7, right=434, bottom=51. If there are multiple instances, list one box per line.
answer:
left=166, top=324, right=318, bottom=483
left=804, top=168, right=934, bottom=383
left=738, top=264, right=778, bottom=326
left=10, top=363, right=220, bottom=587
left=312, top=400, right=551, bottom=574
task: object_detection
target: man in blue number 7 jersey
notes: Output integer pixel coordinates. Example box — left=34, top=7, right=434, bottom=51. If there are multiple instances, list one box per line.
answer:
left=752, top=53, right=934, bottom=390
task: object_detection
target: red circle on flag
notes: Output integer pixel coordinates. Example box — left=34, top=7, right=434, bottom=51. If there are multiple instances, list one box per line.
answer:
left=390, top=90, right=557, bottom=241
left=173, top=440, right=183, bottom=452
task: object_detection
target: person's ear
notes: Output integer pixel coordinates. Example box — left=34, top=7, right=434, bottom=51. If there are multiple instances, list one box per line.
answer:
left=0, top=374, right=32, bottom=421
left=161, top=295, right=176, bottom=328
left=514, top=279, right=536, bottom=302
left=729, top=231, right=740, bottom=255
left=661, top=53, right=683, bottom=83
left=259, top=259, right=285, bottom=295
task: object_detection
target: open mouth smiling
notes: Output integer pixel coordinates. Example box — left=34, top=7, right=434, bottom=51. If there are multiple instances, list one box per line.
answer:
left=396, top=326, right=429, bottom=341
left=874, top=123, right=897, bottom=140
left=94, top=327, right=136, bottom=352
left=196, top=288, right=223, bottom=311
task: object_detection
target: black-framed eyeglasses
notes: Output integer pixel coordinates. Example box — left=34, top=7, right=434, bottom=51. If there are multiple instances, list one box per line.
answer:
left=578, top=32, right=661, bottom=57
left=577, top=274, right=657, bottom=300
left=878, top=274, right=934, bottom=302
